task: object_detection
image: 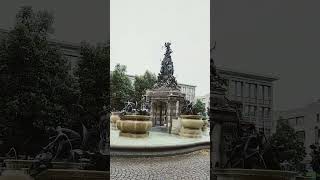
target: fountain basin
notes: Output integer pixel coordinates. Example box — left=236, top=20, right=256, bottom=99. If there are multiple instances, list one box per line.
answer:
left=110, top=112, right=121, bottom=130
left=116, top=115, right=152, bottom=138
left=179, top=115, right=203, bottom=138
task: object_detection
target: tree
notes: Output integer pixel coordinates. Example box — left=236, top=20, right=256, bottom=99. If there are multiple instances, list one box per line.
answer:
left=110, top=64, right=134, bottom=111
left=270, top=121, right=306, bottom=172
left=133, top=71, right=157, bottom=107
left=193, top=99, right=206, bottom=116
left=0, top=6, right=79, bottom=155
left=75, top=42, right=109, bottom=128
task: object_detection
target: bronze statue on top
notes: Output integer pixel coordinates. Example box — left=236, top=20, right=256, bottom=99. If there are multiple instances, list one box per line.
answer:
left=154, top=42, right=179, bottom=90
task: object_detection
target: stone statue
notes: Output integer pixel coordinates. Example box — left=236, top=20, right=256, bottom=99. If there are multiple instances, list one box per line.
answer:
left=211, top=58, right=228, bottom=90
left=154, top=42, right=179, bottom=90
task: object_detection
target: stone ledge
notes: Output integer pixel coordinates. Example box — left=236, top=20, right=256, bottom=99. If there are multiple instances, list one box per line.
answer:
left=110, top=142, right=210, bottom=157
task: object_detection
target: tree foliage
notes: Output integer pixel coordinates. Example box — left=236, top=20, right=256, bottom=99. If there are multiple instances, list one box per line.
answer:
left=133, top=70, right=157, bottom=106
left=0, top=6, right=79, bottom=155
left=193, top=99, right=206, bottom=116
left=110, top=64, right=134, bottom=111
left=270, top=121, right=306, bottom=172
left=75, top=42, right=109, bottom=128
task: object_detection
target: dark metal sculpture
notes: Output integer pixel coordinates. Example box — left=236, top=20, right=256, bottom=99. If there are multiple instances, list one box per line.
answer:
left=310, top=144, right=320, bottom=179
left=154, top=42, right=179, bottom=90
left=121, top=101, right=150, bottom=116
left=29, top=107, right=109, bottom=176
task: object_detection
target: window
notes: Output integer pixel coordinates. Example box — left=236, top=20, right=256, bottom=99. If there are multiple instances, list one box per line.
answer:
left=250, top=106, right=256, bottom=116
left=229, top=80, right=236, bottom=96
left=267, top=86, right=271, bottom=99
left=244, top=105, right=249, bottom=116
left=296, top=116, right=304, bottom=126
left=296, top=131, right=305, bottom=142
left=244, top=83, right=249, bottom=98
left=258, top=85, right=263, bottom=99
left=317, top=113, right=319, bottom=123
left=259, top=107, right=263, bottom=118
left=250, top=84, right=257, bottom=99
left=264, top=108, right=271, bottom=118
left=236, top=81, right=242, bottom=97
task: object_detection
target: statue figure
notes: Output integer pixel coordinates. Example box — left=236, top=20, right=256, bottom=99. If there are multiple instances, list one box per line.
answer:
left=154, top=42, right=179, bottom=90
left=211, top=58, right=228, bottom=90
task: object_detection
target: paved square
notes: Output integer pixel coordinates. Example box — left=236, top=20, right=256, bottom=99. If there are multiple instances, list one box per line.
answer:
left=110, top=150, right=210, bottom=180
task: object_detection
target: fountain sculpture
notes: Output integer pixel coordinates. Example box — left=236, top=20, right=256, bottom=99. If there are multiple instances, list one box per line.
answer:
left=116, top=102, right=152, bottom=138
left=145, top=42, right=185, bottom=133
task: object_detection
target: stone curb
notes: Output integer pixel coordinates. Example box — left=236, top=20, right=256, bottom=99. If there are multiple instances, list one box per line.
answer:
left=110, top=141, right=210, bottom=157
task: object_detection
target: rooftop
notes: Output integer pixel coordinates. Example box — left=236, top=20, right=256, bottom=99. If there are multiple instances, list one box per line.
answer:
left=217, top=66, right=279, bottom=82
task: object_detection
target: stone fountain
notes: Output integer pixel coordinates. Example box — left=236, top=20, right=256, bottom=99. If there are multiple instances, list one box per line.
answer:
left=145, top=42, right=185, bottom=134
left=179, top=102, right=204, bottom=138
left=116, top=102, right=152, bottom=138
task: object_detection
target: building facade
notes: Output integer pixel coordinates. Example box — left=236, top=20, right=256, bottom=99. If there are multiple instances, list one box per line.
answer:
left=179, top=83, right=196, bottom=102
left=217, top=67, right=278, bottom=137
left=0, top=28, right=81, bottom=68
left=273, top=100, right=320, bottom=163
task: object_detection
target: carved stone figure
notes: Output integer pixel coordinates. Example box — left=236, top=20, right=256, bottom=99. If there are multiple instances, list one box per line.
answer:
left=154, top=42, right=179, bottom=90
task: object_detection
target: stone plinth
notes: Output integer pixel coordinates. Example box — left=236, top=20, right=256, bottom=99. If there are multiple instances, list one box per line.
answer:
left=179, top=115, right=203, bottom=138
left=36, top=169, right=109, bottom=180
left=214, top=168, right=297, bottom=180
left=4, top=159, right=89, bottom=170
left=117, top=115, right=152, bottom=138
left=110, top=112, right=121, bottom=130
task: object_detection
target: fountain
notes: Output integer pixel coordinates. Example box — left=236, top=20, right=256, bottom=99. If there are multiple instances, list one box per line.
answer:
left=116, top=102, right=152, bottom=138
left=145, top=42, right=185, bottom=134
left=179, top=102, right=204, bottom=138
left=110, top=43, right=210, bottom=157
left=1, top=108, right=109, bottom=179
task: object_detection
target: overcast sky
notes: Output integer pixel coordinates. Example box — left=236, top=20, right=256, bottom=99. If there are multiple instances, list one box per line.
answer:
left=214, top=0, right=320, bottom=111
left=111, top=0, right=210, bottom=97
left=0, top=0, right=109, bottom=44
left=3, top=1, right=320, bottom=111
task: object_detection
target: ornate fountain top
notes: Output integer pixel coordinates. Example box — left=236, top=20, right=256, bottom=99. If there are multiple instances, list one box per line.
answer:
left=154, top=42, right=179, bottom=90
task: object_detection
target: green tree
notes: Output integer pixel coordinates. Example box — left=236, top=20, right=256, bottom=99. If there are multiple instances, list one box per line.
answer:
left=193, top=99, right=206, bottom=116
left=0, top=6, right=79, bottom=155
left=110, top=64, right=133, bottom=111
left=75, top=42, right=109, bottom=128
left=270, top=121, right=306, bottom=172
left=133, top=71, right=157, bottom=106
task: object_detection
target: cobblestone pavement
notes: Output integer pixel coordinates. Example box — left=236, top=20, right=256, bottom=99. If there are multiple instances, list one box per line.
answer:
left=110, top=149, right=210, bottom=180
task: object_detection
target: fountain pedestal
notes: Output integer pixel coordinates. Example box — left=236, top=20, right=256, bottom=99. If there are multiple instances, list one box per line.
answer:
left=179, top=115, right=204, bottom=138
left=110, top=112, right=121, bottom=130
left=116, top=115, right=152, bottom=138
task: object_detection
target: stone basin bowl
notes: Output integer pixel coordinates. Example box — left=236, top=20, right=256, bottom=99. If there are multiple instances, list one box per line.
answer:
left=180, top=115, right=204, bottom=129
left=110, top=112, right=121, bottom=124
left=116, top=115, right=152, bottom=138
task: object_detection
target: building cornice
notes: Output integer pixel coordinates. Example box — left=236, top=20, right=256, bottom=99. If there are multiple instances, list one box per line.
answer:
left=217, top=66, right=279, bottom=82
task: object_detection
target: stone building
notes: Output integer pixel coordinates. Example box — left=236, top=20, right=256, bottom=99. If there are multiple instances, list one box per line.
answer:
left=0, top=28, right=81, bottom=73
left=216, top=67, right=279, bottom=137
left=273, top=100, right=320, bottom=163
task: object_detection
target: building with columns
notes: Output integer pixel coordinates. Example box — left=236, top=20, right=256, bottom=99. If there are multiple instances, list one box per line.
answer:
left=273, top=100, right=320, bottom=163
left=217, top=67, right=279, bottom=137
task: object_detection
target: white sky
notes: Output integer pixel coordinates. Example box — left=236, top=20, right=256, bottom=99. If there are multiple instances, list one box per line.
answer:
left=110, top=0, right=210, bottom=97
